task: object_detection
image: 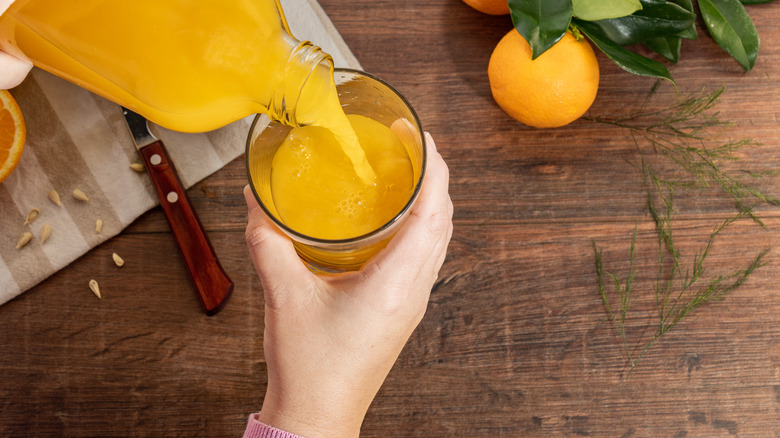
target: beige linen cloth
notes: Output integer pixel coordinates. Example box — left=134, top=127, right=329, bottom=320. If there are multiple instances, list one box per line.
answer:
left=0, top=0, right=361, bottom=305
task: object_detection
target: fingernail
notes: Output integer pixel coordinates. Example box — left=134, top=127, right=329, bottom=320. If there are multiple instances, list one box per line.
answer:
left=243, top=185, right=259, bottom=212
left=424, top=132, right=437, bottom=151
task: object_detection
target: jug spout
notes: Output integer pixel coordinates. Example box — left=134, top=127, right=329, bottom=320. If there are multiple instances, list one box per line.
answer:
left=269, top=41, right=333, bottom=127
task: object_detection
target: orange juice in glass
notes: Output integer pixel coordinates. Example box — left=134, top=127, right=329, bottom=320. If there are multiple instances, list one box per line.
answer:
left=247, top=69, right=425, bottom=272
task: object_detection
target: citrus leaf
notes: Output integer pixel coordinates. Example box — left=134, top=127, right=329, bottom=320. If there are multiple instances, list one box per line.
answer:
left=739, top=0, right=778, bottom=4
left=645, top=36, right=682, bottom=62
left=572, top=0, right=643, bottom=21
left=587, top=0, right=696, bottom=46
left=644, top=0, right=697, bottom=57
left=670, top=0, right=698, bottom=40
left=698, top=0, right=759, bottom=71
left=576, top=20, right=676, bottom=85
left=509, top=0, right=573, bottom=59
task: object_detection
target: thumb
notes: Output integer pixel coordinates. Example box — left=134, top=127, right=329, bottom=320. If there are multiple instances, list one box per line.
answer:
left=244, top=185, right=314, bottom=304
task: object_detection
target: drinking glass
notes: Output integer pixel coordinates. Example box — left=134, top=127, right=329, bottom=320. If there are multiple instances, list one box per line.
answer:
left=246, top=68, right=425, bottom=272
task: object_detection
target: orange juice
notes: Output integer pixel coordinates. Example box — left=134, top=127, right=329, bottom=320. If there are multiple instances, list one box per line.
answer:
left=0, top=0, right=375, bottom=181
left=267, top=114, right=414, bottom=240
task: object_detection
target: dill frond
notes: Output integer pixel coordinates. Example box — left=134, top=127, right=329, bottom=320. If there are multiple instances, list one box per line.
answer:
left=590, top=86, right=775, bottom=378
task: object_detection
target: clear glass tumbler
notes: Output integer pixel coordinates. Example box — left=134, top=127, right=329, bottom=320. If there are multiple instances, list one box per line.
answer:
left=246, top=68, right=426, bottom=272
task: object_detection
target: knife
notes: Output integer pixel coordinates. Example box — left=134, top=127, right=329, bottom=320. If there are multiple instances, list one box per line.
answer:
left=121, top=107, right=233, bottom=316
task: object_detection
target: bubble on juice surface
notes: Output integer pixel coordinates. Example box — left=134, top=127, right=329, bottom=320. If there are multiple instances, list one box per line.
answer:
left=335, top=190, right=367, bottom=220
left=288, top=161, right=311, bottom=178
left=285, top=134, right=312, bottom=160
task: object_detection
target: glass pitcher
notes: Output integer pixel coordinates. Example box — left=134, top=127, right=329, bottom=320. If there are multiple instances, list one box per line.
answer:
left=0, top=0, right=333, bottom=132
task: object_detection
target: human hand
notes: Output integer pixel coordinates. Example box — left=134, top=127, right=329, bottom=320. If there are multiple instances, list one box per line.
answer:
left=0, top=51, right=31, bottom=89
left=243, top=132, right=453, bottom=438
left=0, top=1, right=33, bottom=89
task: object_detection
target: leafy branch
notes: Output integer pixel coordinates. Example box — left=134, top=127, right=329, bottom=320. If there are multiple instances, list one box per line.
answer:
left=591, top=87, right=776, bottom=377
left=508, top=0, right=778, bottom=85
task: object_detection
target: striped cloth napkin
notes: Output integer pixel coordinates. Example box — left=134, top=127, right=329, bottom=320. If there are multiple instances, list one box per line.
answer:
left=0, top=0, right=361, bottom=306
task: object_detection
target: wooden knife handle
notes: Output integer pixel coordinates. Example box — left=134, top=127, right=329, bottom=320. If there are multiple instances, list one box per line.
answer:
left=139, top=140, right=233, bottom=316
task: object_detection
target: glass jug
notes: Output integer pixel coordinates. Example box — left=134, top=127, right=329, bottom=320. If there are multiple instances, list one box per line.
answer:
left=0, top=0, right=333, bottom=133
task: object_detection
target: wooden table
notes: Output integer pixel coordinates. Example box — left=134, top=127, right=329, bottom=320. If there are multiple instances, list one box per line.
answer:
left=2, top=1, right=779, bottom=436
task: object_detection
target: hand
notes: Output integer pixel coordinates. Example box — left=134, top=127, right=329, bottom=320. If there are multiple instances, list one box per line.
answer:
left=0, top=51, right=31, bottom=89
left=0, top=1, right=33, bottom=89
left=243, top=132, right=453, bottom=438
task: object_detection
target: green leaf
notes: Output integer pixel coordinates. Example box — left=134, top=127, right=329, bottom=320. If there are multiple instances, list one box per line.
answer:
left=508, top=0, right=573, bottom=59
left=588, top=0, right=696, bottom=46
left=645, top=36, right=683, bottom=62
left=576, top=20, right=676, bottom=85
left=643, top=0, right=693, bottom=62
left=739, top=0, right=778, bottom=4
left=572, top=0, right=643, bottom=21
left=670, top=0, right=698, bottom=40
left=698, top=0, right=760, bottom=71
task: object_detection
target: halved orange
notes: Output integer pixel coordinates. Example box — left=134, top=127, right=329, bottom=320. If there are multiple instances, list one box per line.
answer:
left=0, top=89, right=26, bottom=183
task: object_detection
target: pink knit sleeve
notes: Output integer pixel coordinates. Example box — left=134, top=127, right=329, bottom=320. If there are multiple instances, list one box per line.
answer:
left=242, top=413, right=306, bottom=438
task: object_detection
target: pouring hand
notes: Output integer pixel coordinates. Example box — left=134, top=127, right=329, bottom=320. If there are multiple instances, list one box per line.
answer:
left=0, top=51, right=32, bottom=89
left=0, top=1, right=32, bottom=89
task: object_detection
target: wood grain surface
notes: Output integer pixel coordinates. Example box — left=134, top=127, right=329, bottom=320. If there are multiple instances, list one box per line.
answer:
left=2, top=1, right=779, bottom=436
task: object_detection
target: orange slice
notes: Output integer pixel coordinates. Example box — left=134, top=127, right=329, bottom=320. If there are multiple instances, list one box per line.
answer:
left=0, top=89, right=26, bottom=183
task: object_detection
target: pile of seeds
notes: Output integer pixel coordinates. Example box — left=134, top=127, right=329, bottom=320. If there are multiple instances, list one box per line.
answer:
left=14, top=160, right=144, bottom=299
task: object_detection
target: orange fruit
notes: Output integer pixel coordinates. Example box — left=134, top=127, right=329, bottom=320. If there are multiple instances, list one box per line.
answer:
left=462, top=0, right=510, bottom=15
left=0, top=89, right=26, bottom=183
left=488, top=29, right=599, bottom=128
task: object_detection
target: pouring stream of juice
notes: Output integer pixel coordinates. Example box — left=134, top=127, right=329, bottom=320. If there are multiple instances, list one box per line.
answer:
left=0, top=0, right=376, bottom=183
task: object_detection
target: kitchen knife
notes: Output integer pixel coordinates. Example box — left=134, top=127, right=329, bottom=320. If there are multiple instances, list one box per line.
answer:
left=121, top=107, right=233, bottom=316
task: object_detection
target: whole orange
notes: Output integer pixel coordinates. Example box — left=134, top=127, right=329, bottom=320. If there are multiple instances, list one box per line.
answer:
left=462, top=0, right=510, bottom=15
left=488, top=29, right=600, bottom=128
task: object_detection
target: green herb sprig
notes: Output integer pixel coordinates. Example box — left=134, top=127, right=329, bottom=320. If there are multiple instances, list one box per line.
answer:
left=508, top=0, right=778, bottom=85
left=591, top=86, right=778, bottom=377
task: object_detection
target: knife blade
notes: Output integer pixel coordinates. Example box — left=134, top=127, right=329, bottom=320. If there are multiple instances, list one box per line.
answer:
left=122, top=107, right=233, bottom=315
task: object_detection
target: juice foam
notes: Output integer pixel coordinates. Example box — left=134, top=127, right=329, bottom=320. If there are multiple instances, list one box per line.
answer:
left=269, top=114, right=413, bottom=240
